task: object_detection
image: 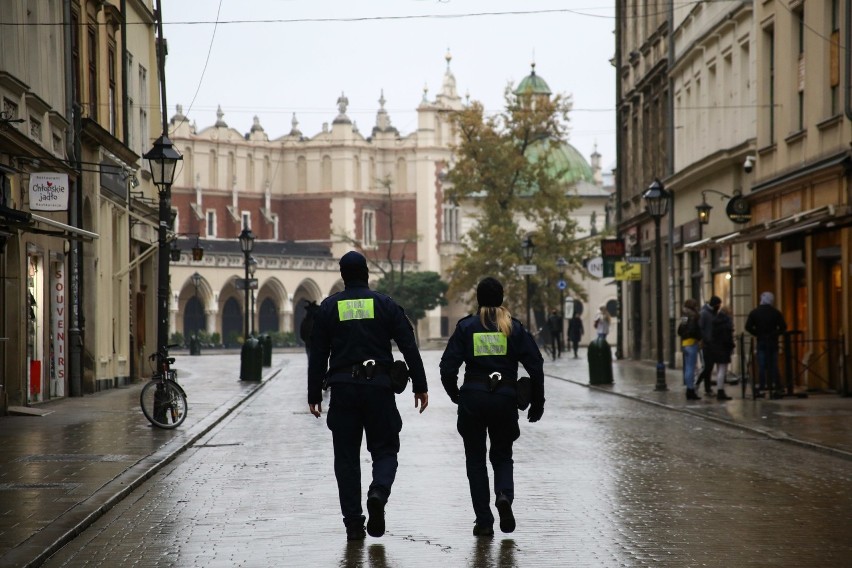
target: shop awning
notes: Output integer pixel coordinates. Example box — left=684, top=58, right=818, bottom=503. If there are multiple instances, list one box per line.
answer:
left=0, top=206, right=99, bottom=241
left=727, top=204, right=851, bottom=243
left=30, top=213, right=99, bottom=240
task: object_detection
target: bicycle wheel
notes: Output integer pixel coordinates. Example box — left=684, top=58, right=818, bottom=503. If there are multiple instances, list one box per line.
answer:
left=140, top=379, right=188, bottom=429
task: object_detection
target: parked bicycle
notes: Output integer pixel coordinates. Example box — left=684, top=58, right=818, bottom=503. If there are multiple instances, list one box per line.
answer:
left=140, top=344, right=187, bottom=429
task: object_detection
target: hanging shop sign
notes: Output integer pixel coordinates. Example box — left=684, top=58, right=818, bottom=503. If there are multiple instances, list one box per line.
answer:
left=28, top=172, right=69, bottom=211
left=726, top=196, right=752, bottom=223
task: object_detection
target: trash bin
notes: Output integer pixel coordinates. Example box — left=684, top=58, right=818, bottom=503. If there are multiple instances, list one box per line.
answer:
left=587, top=336, right=613, bottom=385
left=240, top=336, right=263, bottom=381
left=260, top=334, right=272, bottom=367
left=189, top=335, right=201, bottom=356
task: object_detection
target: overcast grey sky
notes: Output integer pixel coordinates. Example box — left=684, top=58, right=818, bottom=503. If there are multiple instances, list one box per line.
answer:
left=163, top=1, right=616, bottom=169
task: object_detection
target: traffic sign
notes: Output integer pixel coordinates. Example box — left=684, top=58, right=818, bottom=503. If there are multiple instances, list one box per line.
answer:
left=236, top=278, right=258, bottom=290
left=625, top=256, right=651, bottom=264
left=557, top=279, right=567, bottom=290
left=516, top=264, right=537, bottom=275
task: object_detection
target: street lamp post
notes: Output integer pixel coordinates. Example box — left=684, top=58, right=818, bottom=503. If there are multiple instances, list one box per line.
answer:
left=143, top=135, right=182, bottom=352
left=643, top=179, right=671, bottom=391
left=521, top=236, right=535, bottom=329
left=190, top=270, right=202, bottom=334
left=556, top=256, right=567, bottom=355
left=248, top=256, right=257, bottom=336
left=238, top=228, right=255, bottom=340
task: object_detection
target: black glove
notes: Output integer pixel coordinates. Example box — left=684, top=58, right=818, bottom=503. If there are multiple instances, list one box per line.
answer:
left=527, top=402, right=544, bottom=423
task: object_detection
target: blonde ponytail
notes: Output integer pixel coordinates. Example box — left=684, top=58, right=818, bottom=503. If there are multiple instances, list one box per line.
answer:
left=479, top=306, right=513, bottom=337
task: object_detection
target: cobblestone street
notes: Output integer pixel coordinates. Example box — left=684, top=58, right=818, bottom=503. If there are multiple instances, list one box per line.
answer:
left=23, top=350, right=852, bottom=567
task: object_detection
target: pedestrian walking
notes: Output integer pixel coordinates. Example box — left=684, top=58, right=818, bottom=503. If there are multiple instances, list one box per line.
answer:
left=299, top=299, right=318, bottom=357
left=677, top=298, right=703, bottom=400
left=567, top=313, right=584, bottom=358
left=546, top=309, right=563, bottom=360
left=745, top=291, right=787, bottom=398
left=710, top=305, right=735, bottom=401
left=307, top=251, right=429, bottom=541
left=593, top=305, right=611, bottom=340
left=695, top=295, right=722, bottom=395
left=439, top=277, right=545, bottom=537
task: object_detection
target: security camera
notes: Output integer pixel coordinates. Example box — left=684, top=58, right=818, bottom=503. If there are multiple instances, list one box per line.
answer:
left=743, top=156, right=755, bottom=174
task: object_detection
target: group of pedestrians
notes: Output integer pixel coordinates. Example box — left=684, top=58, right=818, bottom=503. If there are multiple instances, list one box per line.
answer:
left=307, top=251, right=545, bottom=542
left=679, top=292, right=787, bottom=401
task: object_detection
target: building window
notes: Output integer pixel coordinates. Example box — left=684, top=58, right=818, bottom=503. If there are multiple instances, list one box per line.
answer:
left=795, top=6, right=804, bottom=132
left=321, top=155, right=332, bottom=191
left=442, top=203, right=459, bottom=243
left=206, top=210, right=217, bottom=238
left=171, top=208, right=179, bottom=234
left=241, top=211, right=251, bottom=232
left=830, top=0, right=841, bottom=116
left=362, top=209, right=376, bottom=248
left=396, top=158, right=407, bottom=192
left=87, top=26, right=97, bottom=119
left=108, top=44, right=117, bottom=135
left=138, top=65, right=148, bottom=157
left=30, top=117, right=42, bottom=140
left=70, top=10, right=81, bottom=102
left=209, top=150, right=218, bottom=188
left=297, top=156, right=307, bottom=193
left=764, top=25, right=775, bottom=143
left=272, top=214, right=279, bottom=241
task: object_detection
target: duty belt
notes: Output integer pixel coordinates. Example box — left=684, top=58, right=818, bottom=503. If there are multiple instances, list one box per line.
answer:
left=329, top=359, right=392, bottom=381
left=463, top=372, right=516, bottom=392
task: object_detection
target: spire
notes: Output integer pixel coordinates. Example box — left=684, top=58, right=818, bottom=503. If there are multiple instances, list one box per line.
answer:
left=373, top=89, right=398, bottom=135
left=214, top=105, right=228, bottom=128
left=440, top=48, right=458, bottom=99
left=250, top=115, right=264, bottom=133
left=289, top=113, right=302, bottom=136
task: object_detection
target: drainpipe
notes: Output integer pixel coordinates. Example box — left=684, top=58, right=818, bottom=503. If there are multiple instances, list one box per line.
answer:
left=64, top=0, right=83, bottom=397
left=666, top=0, right=677, bottom=369
left=614, top=1, right=624, bottom=359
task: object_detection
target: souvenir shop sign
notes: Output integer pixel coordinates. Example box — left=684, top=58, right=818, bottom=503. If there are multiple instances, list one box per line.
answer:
left=29, top=172, right=69, bottom=211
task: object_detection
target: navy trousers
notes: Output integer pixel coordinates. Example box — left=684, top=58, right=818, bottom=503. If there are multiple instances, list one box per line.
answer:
left=327, top=382, right=402, bottom=527
left=457, top=389, right=520, bottom=527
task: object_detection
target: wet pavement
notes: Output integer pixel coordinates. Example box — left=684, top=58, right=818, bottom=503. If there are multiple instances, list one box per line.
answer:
left=0, top=348, right=850, bottom=567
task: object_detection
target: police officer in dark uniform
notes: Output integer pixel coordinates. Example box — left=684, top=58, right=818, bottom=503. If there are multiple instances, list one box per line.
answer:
left=308, top=251, right=429, bottom=541
left=439, top=277, right=545, bottom=537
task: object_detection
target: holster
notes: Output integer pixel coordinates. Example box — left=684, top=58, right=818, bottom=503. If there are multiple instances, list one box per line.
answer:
left=515, top=376, right=531, bottom=410
left=390, top=360, right=410, bottom=394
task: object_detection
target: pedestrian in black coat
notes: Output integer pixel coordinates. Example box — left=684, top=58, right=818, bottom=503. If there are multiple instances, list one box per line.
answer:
left=439, top=277, right=545, bottom=537
left=567, top=314, right=584, bottom=358
left=709, top=305, right=735, bottom=400
left=696, top=295, right=722, bottom=394
left=307, top=251, right=429, bottom=542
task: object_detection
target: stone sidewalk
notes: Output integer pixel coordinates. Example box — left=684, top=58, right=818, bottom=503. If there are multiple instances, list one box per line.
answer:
left=0, top=348, right=850, bottom=567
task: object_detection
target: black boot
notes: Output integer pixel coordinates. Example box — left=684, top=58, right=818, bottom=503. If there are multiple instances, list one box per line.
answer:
left=686, top=388, right=701, bottom=400
left=717, top=389, right=732, bottom=401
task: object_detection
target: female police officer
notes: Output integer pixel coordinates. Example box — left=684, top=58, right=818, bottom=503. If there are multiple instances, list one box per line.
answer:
left=439, top=277, right=545, bottom=536
left=308, top=251, right=429, bottom=541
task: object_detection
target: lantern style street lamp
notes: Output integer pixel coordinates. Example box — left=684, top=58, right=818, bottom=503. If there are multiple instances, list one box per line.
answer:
left=143, top=134, right=182, bottom=352
left=248, top=256, right=258, bottom=335
left=643, top=179, right=671, bottom=391
left=238, top=228, right=255, bottom=340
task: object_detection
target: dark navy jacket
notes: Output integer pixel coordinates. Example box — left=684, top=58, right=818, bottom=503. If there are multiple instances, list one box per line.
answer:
left=439, top=313, right=545, bottom=403
left=307, top=280, right=427, bottom=404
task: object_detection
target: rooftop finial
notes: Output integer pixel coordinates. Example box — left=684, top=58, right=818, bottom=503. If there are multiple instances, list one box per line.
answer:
left=445, top=48, right=452, bottom=69
left=379, top=89, right=386, bottom=110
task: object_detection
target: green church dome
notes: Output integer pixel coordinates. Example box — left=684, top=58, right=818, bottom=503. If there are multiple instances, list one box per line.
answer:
left=514, top=63, right=552, bottom=96
left=526, top=138, right=594, bottom=185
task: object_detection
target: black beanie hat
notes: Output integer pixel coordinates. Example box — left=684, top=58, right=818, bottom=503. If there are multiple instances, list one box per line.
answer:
left=709, top=295, right=722, bottom=308
left=476, top=277, right=504, bottom=308
left=339, top=251, right=368, bottom=283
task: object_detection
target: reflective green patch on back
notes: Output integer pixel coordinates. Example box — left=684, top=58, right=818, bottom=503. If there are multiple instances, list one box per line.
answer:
left=338, top=298, right=375, bottom=321
left=473, top=332, right=507, bottom=356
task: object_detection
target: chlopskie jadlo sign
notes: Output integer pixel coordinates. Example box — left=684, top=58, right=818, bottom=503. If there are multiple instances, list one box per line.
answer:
left=29, top=172, right=69, bottom=211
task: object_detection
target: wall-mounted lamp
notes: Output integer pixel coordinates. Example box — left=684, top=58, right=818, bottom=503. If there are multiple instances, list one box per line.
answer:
left=696, top=189, right=734, bottom=225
